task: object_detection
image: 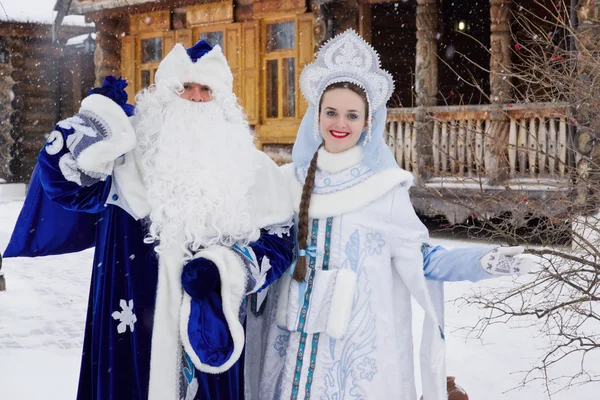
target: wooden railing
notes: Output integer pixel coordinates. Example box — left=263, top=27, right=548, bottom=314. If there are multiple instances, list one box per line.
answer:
left=386, top=103, right=571, bottom=181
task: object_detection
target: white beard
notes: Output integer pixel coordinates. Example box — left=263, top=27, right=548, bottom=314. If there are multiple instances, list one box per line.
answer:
left=132, top=85, right=259, bottom=260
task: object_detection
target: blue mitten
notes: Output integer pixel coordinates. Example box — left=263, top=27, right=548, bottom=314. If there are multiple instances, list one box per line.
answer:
left=181, top=257, right=221, bottom=299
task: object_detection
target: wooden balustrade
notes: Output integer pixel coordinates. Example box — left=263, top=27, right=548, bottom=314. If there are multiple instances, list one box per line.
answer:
left=386, top=103, right=570, bottom=181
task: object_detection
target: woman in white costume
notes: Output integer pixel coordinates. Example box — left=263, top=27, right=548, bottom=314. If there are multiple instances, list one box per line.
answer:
left=244, top=30, right=533, bottom=400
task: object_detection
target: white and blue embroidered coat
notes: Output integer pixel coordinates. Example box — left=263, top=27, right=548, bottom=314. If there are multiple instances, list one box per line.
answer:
left=244, top=146, right=494, bottom=400
left=5, top=92, right=295, bottom=400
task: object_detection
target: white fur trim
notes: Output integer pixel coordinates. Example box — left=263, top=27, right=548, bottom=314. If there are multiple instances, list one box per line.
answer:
left=180, top=245, right=247, bottom=374
left=155, top=44, right=233, bottom=94
left=76, top=94, right=136, bottom=175
left=317, top=146, right=364, bottom=173
left=276, top=271, right=292, bottom=328
left=282, top=164, right=414, bottom=218
left=326, top=269, right=357, bottom=339
left=249, top=150, right=295, bottom=229
left=148, top=244, right=186, bottom=400
left=108, top=152, right=151, bottom=220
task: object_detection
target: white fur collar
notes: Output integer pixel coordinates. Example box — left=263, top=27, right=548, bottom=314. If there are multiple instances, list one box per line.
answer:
left=281, top=164, right=414, bottom=218
left=317, top=146, right=364, bottom=173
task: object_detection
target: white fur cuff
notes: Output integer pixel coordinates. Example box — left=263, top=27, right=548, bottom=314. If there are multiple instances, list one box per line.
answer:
left=326, top=269, right=357, bottom=339
left=76, top=94, right=136, bottom=175
left=180, top=245, right=247, bottom=374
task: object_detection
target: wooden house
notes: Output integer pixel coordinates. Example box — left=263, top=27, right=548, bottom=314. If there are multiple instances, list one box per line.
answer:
left=0, top=6, right=94, bottom=183
left=53, top=0, right=592, bottom=223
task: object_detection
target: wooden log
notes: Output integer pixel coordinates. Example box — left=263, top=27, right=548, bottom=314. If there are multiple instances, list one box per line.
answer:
left=508, top=117, right=517, bottom=178
left=12, top=82, right=56, bottom=96
left=9, top=127, right=21, bottom=140
left=22, top=112, right=57, bottom=128
left=11, top=95, right=23, bottom=111
left=21, top=136, right=47, bottom=153
left=490, top=0, right=512, bottom=104
left=9, top=110, right=22, bottom=126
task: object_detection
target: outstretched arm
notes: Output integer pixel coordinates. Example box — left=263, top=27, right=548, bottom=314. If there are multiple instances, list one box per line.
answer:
left=422, top=243, right=534, bottom=282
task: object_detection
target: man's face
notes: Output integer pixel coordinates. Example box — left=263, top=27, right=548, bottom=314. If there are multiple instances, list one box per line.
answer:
left=180, top=82, right=213, bottom=102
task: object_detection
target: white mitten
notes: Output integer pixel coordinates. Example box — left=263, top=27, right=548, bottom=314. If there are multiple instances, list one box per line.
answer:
left=61, top=94, right=136, bottom=175
left=479, top=246, right=535, bottom=276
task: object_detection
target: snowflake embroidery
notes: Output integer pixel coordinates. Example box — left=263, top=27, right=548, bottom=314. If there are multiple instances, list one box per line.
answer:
left=45, top=130, right=64, bottom=155
left=365, top=233, right=385, bottom=255
left=111, top=299, right=137, bottom=333
left=357, top=357, right=377, bottom=381
left=274, top=333, right=290, bottom=357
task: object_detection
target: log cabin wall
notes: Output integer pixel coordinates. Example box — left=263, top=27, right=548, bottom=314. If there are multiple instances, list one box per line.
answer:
left=0, top=35, right=16, bottom=181
left=0, top=23, right=94, bottom=183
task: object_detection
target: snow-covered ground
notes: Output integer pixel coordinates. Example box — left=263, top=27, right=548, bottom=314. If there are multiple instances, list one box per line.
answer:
left=0, top=197, right=598, bottom=399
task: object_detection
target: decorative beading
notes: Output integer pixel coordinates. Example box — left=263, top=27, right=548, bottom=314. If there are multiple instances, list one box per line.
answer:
left=300, top=30, right=394, bottom=144
left=300, top=30, right=393, bottom=113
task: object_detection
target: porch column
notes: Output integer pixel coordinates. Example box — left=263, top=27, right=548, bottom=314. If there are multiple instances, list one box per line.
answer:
left=414, top=0, right=438, bottom=182
left=93, top=17, right=122, bottom=87
left=575, top=0, right=599, bottom=206
left=488, top=0, right=512, bottom=184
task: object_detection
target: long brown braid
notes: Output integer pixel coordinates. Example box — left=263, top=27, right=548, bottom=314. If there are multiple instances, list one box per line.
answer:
left=293, top=145, right=322, bottom=282
left=293, top=81, right=368, bottom=282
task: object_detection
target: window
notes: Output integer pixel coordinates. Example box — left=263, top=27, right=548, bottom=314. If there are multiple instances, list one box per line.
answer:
left=266, top=21, right=295, bottom=51
left=263, top=20, right=296, bottom=120
left=141, top=37, right=162, bottom=63
left=0, top=38, right=9, bottom=64
left=199, top=31, right=224, bottom=48
left=137, top=35, right=163, bottom=89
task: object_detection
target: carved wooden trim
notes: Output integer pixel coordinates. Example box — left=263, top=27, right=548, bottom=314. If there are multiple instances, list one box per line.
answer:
left=130, top=10, right=170, bottom=34
left=253, top=0, right=307, bottom=19
left=186, top=1, right=234, bottom=27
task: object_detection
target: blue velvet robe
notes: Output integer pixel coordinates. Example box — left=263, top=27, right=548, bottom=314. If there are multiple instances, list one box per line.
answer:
left=5, top=119, right=295, bottom=400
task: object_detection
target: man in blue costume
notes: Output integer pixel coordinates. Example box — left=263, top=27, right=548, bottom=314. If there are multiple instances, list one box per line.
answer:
left=4, top=40, right=295, bottom=400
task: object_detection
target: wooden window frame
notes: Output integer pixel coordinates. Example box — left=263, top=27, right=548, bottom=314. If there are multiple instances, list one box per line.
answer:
left=261, top=17, right=298, bottom=125
left=135, top=32, right=168, bottom=93
left=193, top=24, right=228, bottom=50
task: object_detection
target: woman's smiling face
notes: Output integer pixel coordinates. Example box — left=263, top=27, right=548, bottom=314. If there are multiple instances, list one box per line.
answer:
left=319, top=88, right=368, bottom=154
